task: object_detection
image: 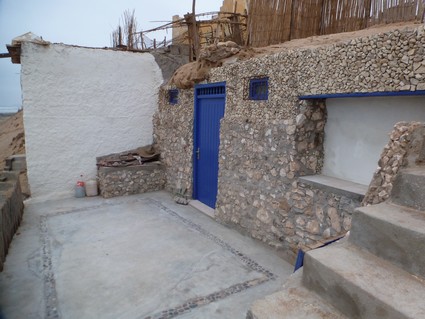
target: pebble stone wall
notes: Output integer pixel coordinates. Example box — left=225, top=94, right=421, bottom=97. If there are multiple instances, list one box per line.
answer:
left=155, top=25, right=425, bottom=260
left=363, top=122, right=425, bottom=206
left=98, top=164, right=166, bottom=199
left=153, top=89, right=195, bottom=196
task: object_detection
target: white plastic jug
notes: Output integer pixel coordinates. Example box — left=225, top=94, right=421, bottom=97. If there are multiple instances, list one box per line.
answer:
left=85, top=180, right=98, bottom=197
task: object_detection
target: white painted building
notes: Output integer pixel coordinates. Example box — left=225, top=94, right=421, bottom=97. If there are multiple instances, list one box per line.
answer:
left=17, top=40, right=163, bottom=201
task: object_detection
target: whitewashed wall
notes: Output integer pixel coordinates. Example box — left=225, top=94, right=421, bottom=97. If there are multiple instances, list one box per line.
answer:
left=323, top=96, right=425, bottom=185
left=20, top=42, right=163, bottom=201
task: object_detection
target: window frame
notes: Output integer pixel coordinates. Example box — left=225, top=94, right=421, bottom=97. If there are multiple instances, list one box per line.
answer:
left=249, top=77, right=269, bottom=101
left=168, top=89, right=179, bottom=105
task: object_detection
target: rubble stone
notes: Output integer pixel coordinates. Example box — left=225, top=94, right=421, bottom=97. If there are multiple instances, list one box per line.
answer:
left=363, top=122, right=425, bottom=205
left=156, top=25, right=425, bottom=260
left=98, top=164, right=166, bottom=199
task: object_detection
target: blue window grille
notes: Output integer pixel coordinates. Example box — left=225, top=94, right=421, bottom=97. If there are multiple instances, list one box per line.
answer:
left=197, top=85, right=225, bottom=96
left=168, top=89, right=179, bottom=104
left=249, top=77, right=269, bottom=100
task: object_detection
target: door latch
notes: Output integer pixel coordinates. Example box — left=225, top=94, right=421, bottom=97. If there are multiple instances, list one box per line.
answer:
left=196, top=148, right=200, bottom=160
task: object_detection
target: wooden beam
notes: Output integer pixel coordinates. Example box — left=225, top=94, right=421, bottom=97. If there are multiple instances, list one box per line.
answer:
left=192, top=0, right=200, bottom=60
left=184, top=13, right=194, bottom=61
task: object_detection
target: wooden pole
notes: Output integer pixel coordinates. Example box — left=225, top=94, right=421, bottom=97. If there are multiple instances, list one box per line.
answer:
left=141, top=32, right=145, bottom=50
left=192, top=0, right=200, bottom=60
left=289, top=0, right=296, bottom=40
left=364, top=0, right=372, bottom=28
left=184, top=13, right=194, bottom=61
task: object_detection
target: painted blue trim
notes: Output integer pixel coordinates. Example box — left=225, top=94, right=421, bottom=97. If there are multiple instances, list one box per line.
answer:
left=293, top=234, right=346, bottom=273
left=196, top=82, right=226, bottom=96
left=195, top=81, right=227, bottom=89
left=196, top=94, right=226, bottom=99
left=168, top=89, right=179, bottom=104
left=193, top=88, right=200, bottom=200
left=193, top=82, right=226, bottom=202
left=249, top=77, right=269, bottom=100
left=299, top=90, right=425, bottom=100
left=294, top=249, right=305, bottom=272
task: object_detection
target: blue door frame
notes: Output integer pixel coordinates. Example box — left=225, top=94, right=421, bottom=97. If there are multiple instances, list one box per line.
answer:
left=193, top=82, right=226, bottom=208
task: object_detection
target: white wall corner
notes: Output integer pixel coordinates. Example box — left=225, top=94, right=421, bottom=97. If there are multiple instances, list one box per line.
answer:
left=20, top=42, right=163, bottom=200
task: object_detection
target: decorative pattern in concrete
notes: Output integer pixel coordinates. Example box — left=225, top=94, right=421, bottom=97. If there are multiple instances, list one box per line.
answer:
left=37, top=196, right=278, bottom=319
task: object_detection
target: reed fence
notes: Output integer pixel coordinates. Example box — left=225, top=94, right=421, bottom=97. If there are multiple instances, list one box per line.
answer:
left=248, top=0, right=425, bottom=47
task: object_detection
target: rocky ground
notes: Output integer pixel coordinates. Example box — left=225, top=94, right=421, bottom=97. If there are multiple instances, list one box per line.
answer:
left=0, top=111, right=29, bottom=196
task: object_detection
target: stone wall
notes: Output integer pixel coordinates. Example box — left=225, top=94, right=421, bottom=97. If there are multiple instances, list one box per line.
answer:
left=155, top=25, right=425, bottom=260
left=153, top=89, right=194, bottom=196
left=98, top=163, right=166, bottom=199
left=0, top=172, right=24, bottom=271
left=215, top=100, right=328, bottom=257
left=363, top=122, right=425, bottom=205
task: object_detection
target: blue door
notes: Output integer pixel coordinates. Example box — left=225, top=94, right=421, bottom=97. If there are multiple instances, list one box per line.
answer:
left=193, top=83, right=226, bottom=208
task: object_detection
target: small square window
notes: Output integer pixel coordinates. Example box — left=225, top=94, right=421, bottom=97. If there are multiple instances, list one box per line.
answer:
left=249, top=78, right=269, bottom=100
left=168, top=89, right=178, bottom=104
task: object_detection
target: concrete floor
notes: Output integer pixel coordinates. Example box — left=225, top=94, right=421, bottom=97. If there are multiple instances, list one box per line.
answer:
left=0, top=191, right=293, bottom=319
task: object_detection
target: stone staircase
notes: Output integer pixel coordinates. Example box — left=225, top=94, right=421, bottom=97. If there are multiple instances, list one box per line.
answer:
left=248, top=167, right=425, bottom=319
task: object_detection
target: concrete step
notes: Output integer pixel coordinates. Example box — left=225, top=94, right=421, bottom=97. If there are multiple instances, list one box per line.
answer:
left=303, top=243, right=425, bottom=319
left=247, top=270, right=348, bottom=319
left=391, top=167, right=425, bottom=211
left=350, top=202, right=425, bottom=278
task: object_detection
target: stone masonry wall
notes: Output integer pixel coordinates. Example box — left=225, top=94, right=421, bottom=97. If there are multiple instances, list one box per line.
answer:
left=98, top=164, right=166, bottom=199
left=363, top=122, right=425, bottom=205
left=153, top=89, right=194, bottom=196
left=215, top=100, right=328, bottom=257
left=155, top=25, right=425, bottom=260
left=0, top=172, right=24, bottom=271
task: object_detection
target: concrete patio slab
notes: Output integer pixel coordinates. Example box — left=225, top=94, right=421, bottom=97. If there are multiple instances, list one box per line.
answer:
left=0, top=191, right=293, bottom=319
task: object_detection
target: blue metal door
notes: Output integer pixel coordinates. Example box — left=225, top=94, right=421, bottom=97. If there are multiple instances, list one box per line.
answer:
left=193, top=83, right=226, bottom=208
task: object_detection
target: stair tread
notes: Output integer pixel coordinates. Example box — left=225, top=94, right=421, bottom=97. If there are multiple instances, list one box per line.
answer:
left=400, top=167, right=425, bottom=176
left=249, top=271, right=348, bottom=319
left=351, top=202, right=425, bottom=279
left=356, top=202, right=425, bottom=234
left=306, top=243, right=425, bottom=318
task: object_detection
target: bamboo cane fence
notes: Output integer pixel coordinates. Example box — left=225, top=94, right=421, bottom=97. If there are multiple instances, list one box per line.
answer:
left=248, top=0, right=425, bottom=47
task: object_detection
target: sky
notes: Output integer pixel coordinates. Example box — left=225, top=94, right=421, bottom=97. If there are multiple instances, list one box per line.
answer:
left=0, top=0, right=224, bottom=112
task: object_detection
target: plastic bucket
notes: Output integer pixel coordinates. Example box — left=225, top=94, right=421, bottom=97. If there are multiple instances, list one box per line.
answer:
left=85, top=180, right=98, bottom=197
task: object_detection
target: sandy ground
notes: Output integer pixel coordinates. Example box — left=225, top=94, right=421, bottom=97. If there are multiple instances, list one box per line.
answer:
left=0, top=111, right=29, bottom=196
